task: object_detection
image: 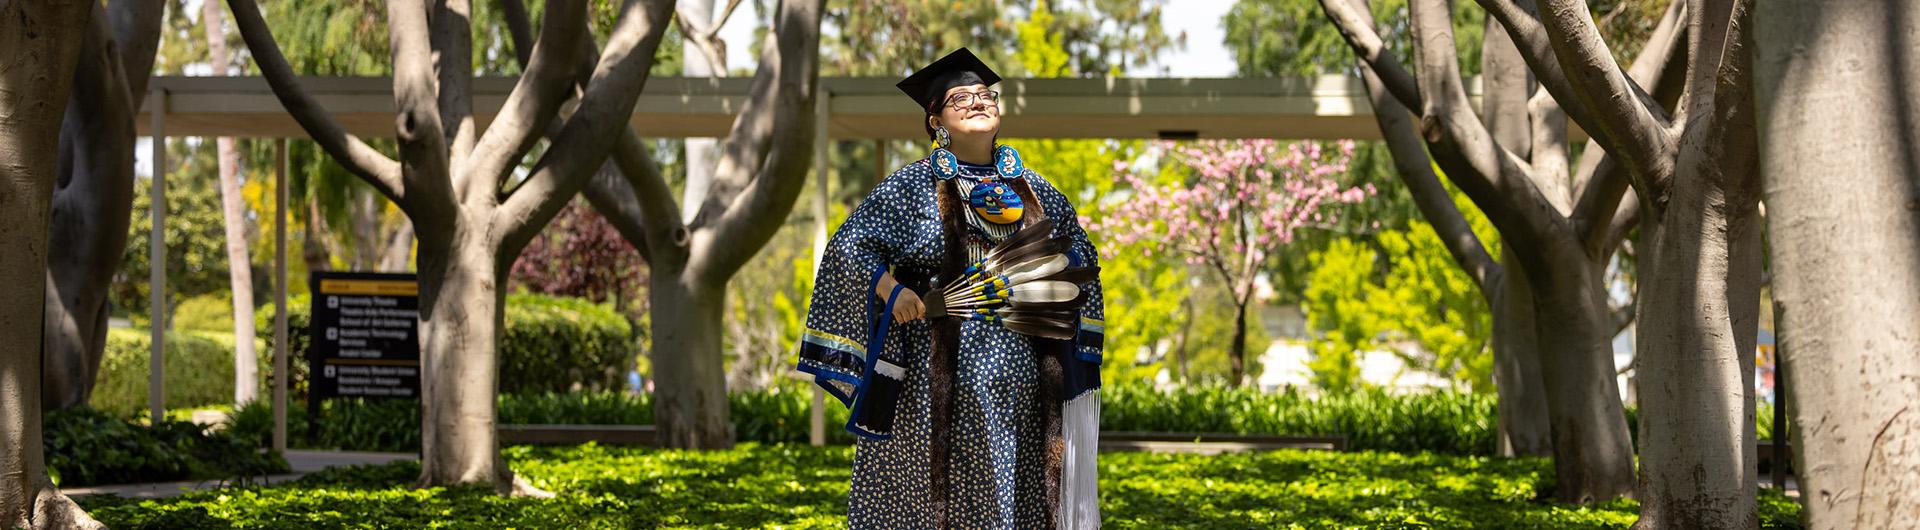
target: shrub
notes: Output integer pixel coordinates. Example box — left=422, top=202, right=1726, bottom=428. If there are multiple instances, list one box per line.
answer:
left=42, top=407, right=288, bottom=487
left=1101, top=383, right=1497, bottom=456
left=500, top=294, right=636, bottom=394
left=230, top=392, right=653, bottom=453
left=171, top=293, right=237, bottom=334
left=499, top=391, right=651, bottom=425
left=252, top=293, right=312, bottom=400
left=730, top=384, right=854, bottom=445
left=93, top=329, right=240, bottom=414
left=228, top=398, right=422, bottom=453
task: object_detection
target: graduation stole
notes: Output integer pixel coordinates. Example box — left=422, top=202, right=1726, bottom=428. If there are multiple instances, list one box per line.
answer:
left=929, top=170, right=1070, bottom=529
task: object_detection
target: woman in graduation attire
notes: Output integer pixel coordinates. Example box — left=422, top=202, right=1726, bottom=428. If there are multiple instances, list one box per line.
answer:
left=795, top=48, right=1107, bottom=529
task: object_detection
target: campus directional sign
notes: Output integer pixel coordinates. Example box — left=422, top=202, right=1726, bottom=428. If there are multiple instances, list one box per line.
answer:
left=308, top=272, right=421, bottom=400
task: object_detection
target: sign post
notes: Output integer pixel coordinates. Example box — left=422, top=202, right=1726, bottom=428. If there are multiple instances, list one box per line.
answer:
left=307, top=272, right=422, bottom=442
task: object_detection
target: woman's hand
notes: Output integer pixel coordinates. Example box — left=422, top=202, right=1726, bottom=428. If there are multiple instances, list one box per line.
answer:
left=891, top=289, right=925, bottom=323
left=875, top=272, right=926, bottom=323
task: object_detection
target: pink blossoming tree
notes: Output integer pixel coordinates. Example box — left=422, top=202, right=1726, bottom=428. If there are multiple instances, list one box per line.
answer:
left=1094, top=139, right=1370, bottom=385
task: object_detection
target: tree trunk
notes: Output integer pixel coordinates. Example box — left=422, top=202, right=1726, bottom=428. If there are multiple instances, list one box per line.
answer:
left=1173, top=293, right=1194, bottom=382
left=205, top=0, right=260, bottom=405
left=1631, top=185, right=1761, bottom=529
left=649, top=273, right=733, bottom=448
left=1491, top=253, right=1552, bottom=457
left=1, top=0, right=102, bottom=526
left=680, top=0, right=719, bottom=226
left=650, top=275, right=731, bottom=447
left=414, top=218, right=510, bottom=490
left=42, top=19, right=135, bottom=410
left=304, top=196, right=333, bottom=272
left=379, top=220, right=414, bottom=272
left=43, top=0, right=162, bottom=410
left=218, top=133, right=261, bottom=407
left=1529, top=254, right=1637, bottom=504
left=1754, top=2, right=1920, bottom=526
left=1229, top=298, right=1249, bottom=386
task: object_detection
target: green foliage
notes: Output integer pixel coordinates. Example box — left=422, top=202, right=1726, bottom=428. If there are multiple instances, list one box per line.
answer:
left=78, top=444, right=1805, bottom=529
left=116, top=143, right=242, bottom=320
left=724, top=217, right=817, bottom=390
left=1012, top=1, right=1073, bottom=78
left=94, top=329, right=242, bottom=415
left=252, top=293, right=313, bottom=399
left=1224, top=0, right=1485, bottom=79
left=499, top=392, right=652, bottom=425
left=1103, top=383, right=1496, bottom=456
left=1303, top=239, right=1375, bottom=390
left=227, top=398, right=423, bottom=453
left=820, top=0, right=1173, bottom=77
left=42, top=407, right=288, bottom=488
left=1304, top=178, right=1501, bottom=392
left=171, top=293, right=238, bottom=334
left=728, top=384, right=856, bottom=445
left=231, top=385, right=854, bottom=452
left=1374, top=222, right=1495, bottom=388
left=501, top=294, right=638, bottom=394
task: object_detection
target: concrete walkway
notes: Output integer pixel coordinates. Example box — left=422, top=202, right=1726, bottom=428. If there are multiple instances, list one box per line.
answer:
left=63, top=450, right=416, bottom=500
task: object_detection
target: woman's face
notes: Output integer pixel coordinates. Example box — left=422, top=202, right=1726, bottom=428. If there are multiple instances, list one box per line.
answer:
left=930, top=83, right=1001, bottom=138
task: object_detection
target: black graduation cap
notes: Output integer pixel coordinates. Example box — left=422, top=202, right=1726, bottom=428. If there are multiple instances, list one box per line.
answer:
left=896, top=48, right=1002, bottom=113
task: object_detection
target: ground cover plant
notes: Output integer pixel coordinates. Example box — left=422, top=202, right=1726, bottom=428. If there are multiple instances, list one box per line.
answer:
left=78, top=444, right=1803, bottom=529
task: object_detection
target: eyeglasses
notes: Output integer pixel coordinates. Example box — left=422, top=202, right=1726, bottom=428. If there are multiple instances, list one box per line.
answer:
left=943, top=90, right=1001, bottom=109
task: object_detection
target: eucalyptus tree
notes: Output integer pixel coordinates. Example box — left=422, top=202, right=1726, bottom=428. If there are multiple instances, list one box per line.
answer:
left=203, top=0, right=260, bottom=405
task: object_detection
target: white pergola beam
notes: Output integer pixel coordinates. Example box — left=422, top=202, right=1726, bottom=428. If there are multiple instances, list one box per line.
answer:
left=134, top=75, right=1522, bottom=141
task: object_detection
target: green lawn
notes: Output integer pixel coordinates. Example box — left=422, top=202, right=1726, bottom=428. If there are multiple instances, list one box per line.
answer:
left=81, top=444, right=1803, bottom=529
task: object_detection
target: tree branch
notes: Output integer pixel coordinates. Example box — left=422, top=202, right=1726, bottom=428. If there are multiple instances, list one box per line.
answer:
left=685, top=0, right=824, bottom=283
left=712, top=0, right=743, bottom=34
left=499, top=0, right=534, bottom=66
left=580, top=161, right=658, bottom=263
left=228, top=0, right=406, bottom=205
left=1317, top=0, right=1422, bottom=110
left=1481, top=9, right=1535, bottom=159
left=434, top=0, right=478, bottom=176
left=1358, top=61, right=1501, bottom=295
left=606, top=128, right=687, bottom=256
left=674, top=6, right=728, bottom=76
left=466, top=0, right=587, bottom=203
left=1568, top=1, right=1688, bottom=254
left=1473, top=0, right=1643, bottom=151
left=1603, top=191, right=1639, bottom=255
left=1531, top=0, right=1678, bottom=186
left=499, top=0, right=685, bottom=259
left=496, top=0, right=678, bottom=257
left=1404, top=0, right=1563, bottom=250
left=1682, top=0, right=1760, bottom=203
left=1527, top=89, right=1571, bottom=213
left=109, top=0, right=165, bottom=101
left=387, top=0, right=457, bottom=218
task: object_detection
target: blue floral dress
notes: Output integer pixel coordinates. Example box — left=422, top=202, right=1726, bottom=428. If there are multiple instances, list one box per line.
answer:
left=797, top=156, right=1106, bottom=529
